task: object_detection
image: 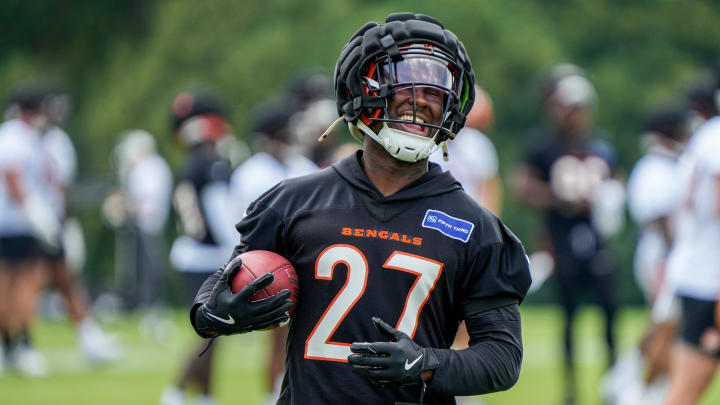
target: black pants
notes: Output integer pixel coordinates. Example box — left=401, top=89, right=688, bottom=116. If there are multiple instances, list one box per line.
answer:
left=554, top=248, right=617, bottom=393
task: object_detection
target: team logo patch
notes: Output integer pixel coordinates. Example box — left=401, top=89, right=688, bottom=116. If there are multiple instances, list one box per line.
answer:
left=421, top=209, right=474, bottom=243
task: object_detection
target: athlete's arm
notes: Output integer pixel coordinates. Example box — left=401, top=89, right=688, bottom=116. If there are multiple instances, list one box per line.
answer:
left=4, top=168, right=26, bottom=204
left=5, top=167, right=62, bottom=249
left=425, top=303, right=522, bottom=395
left=513, top=165, right=555, bottom=210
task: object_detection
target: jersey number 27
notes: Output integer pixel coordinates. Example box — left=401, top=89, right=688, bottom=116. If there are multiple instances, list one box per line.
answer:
left=304, top=244, right=443, bottom=362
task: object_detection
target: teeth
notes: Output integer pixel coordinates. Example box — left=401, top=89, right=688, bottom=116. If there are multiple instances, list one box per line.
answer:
left=399, top=115, right=424, bottom=124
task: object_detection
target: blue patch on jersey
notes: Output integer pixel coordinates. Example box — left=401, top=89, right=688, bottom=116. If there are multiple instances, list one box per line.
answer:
left=421, top=209, right=474, bottom=243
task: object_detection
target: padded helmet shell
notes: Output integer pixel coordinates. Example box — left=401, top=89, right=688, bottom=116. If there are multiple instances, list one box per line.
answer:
left=334, top=13, right=475, bottom=138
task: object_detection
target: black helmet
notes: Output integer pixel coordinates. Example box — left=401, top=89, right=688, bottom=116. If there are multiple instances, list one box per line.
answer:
left=288, top=69, right=333, bottom=111
left=643, top=104, right=690, bottom=141
left=171, top=90, right=226, bottom=131
left=332, top=13, right=475, bottom=162
left=8, top=82, right=71, bottom=125
left=686, top=69, right=720, bottom=119
left=171, top=90, right=231, bottom=146
left=249, top=99, right=295, bottom=143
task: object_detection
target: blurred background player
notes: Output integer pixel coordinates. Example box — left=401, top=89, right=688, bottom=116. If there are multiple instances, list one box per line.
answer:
left=228, top=99, right=318, bottom=405
left=663, top=68, right=720, bottom=405
left=0, top=85, right=64, bottom=377
left=28, top=86, right=123, bottom=365
left=102, top=129, right=173, bottom=317
left=602, top=104, right=691, bottom=405
left=686, top=70, right=720, bottom=134
left=514, top=64, right=624, bottom=405
left=430, top=84, right=501, bottom=216
left=229, top=101, right=318, bottom=223
left=292, top=98, right=342, bottom=169
left=161, top=90, right=237, bottom=405
left=287, top=70, right=339, bottom=169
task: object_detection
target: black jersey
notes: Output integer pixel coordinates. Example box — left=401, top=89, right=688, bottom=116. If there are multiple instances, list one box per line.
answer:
left=523, top=129, right=616, bottom=258
left=173, top=144, right=232, bottom=246
left=198, top=151, right=530, bottom=404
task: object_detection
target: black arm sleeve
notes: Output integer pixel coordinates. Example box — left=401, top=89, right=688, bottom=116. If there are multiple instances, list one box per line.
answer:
left=426, top=304, right=523, bottom=396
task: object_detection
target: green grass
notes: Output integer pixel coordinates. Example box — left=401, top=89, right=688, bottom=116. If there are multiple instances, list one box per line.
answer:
left=1, top=306, right=719, bottom=405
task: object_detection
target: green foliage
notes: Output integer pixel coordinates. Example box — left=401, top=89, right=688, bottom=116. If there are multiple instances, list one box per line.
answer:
left=1, top=1, right=719, bottom=301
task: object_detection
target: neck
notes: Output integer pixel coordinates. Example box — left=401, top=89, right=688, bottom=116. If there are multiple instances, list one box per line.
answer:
left=360, top=137, right=429, bottom=197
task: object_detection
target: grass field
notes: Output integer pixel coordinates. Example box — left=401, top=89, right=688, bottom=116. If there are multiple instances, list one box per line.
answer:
left=2, top=306, right=720, bottom=405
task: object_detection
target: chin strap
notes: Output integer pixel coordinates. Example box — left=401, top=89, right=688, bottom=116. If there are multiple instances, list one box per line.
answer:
left=358, top=120, right=442, bottom=162
left=318, top=116, right=346, bottom=142
left=328, top=117, right=451, bottom=163
left=355, top=120, right=385, bottom=147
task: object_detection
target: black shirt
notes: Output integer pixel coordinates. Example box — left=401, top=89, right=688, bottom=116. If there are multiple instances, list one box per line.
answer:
left=194, top=151, right=530, bottom=404
left=173, top=144, right=232, bottom=246
left=523, top=129, right=616, bottom=258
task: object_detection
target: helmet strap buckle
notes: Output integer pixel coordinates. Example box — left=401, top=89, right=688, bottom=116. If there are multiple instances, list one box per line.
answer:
left=380, top=34, right=402, bottom=62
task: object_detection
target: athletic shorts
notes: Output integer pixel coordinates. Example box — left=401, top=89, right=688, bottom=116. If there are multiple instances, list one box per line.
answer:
left=678, top=296, right=720, bottom=358
left=0, top=235, right=44, bottom=264
left=43, top=242, right=65, bottom=262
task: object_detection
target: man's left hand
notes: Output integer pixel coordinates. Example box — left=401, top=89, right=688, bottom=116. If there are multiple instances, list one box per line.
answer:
left=348, top=317, right=439, bottom=387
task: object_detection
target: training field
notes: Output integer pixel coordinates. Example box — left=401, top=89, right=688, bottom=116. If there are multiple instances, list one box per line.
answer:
left=1, top=306, right=719, bottom=405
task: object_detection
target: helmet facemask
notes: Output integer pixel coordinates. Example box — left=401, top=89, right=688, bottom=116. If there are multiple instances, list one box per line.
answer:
left=351, top=45, right=467, bottom=162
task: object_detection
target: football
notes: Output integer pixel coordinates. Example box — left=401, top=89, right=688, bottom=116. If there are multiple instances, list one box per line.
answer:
left=230, top=250, right=299, bottom=316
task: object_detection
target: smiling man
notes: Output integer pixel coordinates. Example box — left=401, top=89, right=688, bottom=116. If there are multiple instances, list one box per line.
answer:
left=190, top=13, right=531, bottom=405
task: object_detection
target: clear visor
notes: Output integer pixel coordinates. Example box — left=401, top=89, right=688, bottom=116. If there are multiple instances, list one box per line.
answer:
left=385, top=55, right=456, bottom=89
left=363, top=53, right=461, bottom=141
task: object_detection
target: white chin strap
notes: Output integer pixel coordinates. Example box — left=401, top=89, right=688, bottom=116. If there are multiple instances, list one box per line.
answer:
left=351, top=120, right=444, bottom=162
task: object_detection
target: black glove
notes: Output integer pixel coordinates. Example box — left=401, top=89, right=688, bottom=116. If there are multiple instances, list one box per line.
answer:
left=194, top=256, right=293, bottom=336
left=348, top=317, right=439, bottom=387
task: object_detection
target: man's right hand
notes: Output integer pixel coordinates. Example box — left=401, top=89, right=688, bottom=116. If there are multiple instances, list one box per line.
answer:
left=194, top=256, right=293, bottom=336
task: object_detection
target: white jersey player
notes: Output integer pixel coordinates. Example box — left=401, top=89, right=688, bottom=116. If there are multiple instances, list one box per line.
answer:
left=627, top=107, right=689, bottom=304
left=109, top=130, right=173, bottom=310
left=430, top=85, right=501, bottom=215
left=0, top=91, right=64, bottom=378
left=667, top=116, right=720, bottom=301
left=602, top=105, right=690, bottom=405
left=229, top=105, right=318, bottom=223
left=663, top=91, right=720, bottom=405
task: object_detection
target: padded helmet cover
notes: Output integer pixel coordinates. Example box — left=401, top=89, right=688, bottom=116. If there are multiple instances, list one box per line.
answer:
left=334, top=13, right=475, bottom=135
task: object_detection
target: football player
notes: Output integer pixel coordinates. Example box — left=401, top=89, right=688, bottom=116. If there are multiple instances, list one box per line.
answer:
left=514, top=64, right=622, bottom=405
left=228, top=101, right=318, bottom=224
left=663, top=68, right=720, bottom=405
left=32, top=87, right=124, bottom=366
left=602, top=104, right=690, bottom=405
left=192, top=13, right=530, bottom=405
left=0, top=84, right=64, bottom=376
left=288, top=70, right=343, bottom=169
left=106, top=129, right=173, bottom=311
left=162, top=90, right=237, bottom=405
